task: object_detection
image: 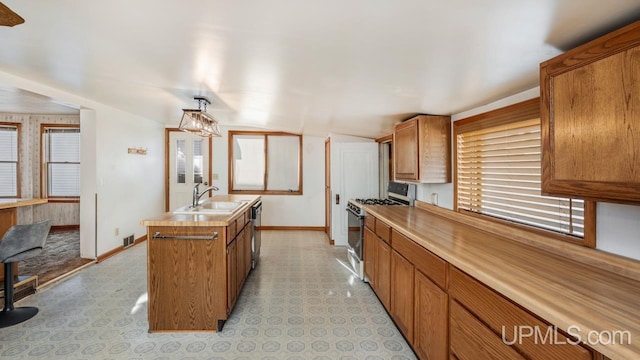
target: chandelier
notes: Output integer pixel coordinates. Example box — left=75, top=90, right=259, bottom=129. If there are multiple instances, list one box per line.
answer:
left=179, top=96, right=222, bottom=137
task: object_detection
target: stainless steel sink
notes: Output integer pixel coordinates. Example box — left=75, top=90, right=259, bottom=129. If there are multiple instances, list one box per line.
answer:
left=173, top=201, right=245, bottom=215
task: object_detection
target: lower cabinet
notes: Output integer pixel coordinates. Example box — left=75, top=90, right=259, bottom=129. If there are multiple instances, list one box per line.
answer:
left=363, top=225, right=391, bottom=309
left=414, top=269, right=448, bottom=360
left=449, top=267, right=592, bottom=360
left=364, top=213, right=598, bottom=360
left=226, top=210, right=253, bottom=315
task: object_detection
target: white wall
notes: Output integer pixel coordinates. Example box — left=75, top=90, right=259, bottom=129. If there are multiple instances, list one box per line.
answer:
left=211, top=126, right=325, bottom=227
left=0, top=70, right=165, bottom=258
left=414, top=87, right=640, bottom=261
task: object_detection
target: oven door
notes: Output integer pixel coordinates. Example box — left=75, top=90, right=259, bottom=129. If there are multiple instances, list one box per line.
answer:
left=346, top=207, right=363, bottom=260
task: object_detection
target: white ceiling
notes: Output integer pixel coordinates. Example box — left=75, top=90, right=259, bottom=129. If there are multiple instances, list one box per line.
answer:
left=0, top=0, right=639, bottom=137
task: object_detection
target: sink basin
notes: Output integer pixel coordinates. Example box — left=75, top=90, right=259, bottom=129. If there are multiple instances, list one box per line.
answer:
left=173, top=201, right=245, bottom=215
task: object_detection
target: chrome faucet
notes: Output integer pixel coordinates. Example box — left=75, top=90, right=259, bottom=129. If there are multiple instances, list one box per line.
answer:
left=192, top=183, right=219, bottom=208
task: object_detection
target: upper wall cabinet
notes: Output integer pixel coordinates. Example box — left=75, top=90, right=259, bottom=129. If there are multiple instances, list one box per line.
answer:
left=540, top=21, right=640, bottom=203
left=393, top=115, right=451, bottom=183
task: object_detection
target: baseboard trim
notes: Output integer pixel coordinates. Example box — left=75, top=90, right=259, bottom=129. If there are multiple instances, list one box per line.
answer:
left=97, top=235, right=146, bottom=262
left=259, top=226, right=325, bottom=231
left=51, top=225, right=80, bottom=231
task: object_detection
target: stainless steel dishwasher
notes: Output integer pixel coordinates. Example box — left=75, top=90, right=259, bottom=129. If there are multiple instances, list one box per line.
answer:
left=251, top=200, right=262, bottom=268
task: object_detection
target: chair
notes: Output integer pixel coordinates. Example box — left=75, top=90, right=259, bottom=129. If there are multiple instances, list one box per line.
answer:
left=0, top=220, right=51, bottom=328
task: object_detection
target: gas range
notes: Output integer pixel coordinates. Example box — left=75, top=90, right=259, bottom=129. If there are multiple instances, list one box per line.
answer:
left=346, top=182, right=416, bottom=281
left=346, top=182, right=416, bottom=217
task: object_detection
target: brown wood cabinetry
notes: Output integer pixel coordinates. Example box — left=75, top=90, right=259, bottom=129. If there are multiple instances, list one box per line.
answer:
left=146, top=207, right=253, bottom=332
left=366, top=217, right=449, bottom=360
left=393, top=115, right=451, bottom=183
left=540, top=21, right=640, bottom=203
left=147, top=225, right=226, bottom=332
left=449, top=267, right=592, bottom=360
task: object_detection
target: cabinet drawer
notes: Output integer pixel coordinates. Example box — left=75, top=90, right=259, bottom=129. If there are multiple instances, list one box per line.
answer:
left=226, top=221, right=237, bottom=244
left=450, top=268, right=591, bottom=360
left=375, top=219, right=391, bottom=244
left=450, top=300, right=526, bottom=360
left=364, top=214, right=375, bottom=231
left=392, top=229, right=447, bottom=290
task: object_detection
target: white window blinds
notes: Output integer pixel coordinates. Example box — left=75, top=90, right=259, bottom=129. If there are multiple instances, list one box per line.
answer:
left=45, top=127, right=80, bottom=197
left=0, top=126, right=18, bottom=197
left=456, top=118, right=584, bottom=237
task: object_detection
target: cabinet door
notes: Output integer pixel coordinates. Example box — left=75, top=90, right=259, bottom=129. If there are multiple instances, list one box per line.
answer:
left=226, top=240, right=238, bottom=311
left=540, top=21, right=640, bottom=202
left=394, top=119, right=419, bottom=181
left=414, top=270, right=448, bottom=360
left=376, top=237, right=391, bottom=310
left=391, top=250, right=414, bottom=343
left=236, top=228, right=246, bottom=291
left=450, top=300, right=526, bottom=360
left=364, top=227, right=377, bottom=286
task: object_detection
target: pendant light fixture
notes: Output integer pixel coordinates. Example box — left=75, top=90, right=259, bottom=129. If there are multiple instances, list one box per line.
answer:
left=179, top=96, right=222, bottom=137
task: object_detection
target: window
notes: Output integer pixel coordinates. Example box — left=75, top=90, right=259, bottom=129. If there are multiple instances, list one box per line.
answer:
left=0, top=124, right=19, bottom=198
left=454, top=99, right=595, bottom=247
left=229, top=131, right=302, bottom=195
left=42, top=125, right=80, bottom=199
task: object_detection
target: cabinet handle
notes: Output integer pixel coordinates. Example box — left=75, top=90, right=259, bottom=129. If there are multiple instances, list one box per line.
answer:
left=153, top=232, right=218, bottom=240
left=336, top=194, right=340, bottom=205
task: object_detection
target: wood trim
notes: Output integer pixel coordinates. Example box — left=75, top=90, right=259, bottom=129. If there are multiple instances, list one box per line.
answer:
left=452, top=98, right=596, bottom=247
left=134, top=234, right=147, bottom=244
left=164, top=128, right=213, bottom=211
left=46, top=198, right=80, bottom=203
left=51, top=225, right=80, bottom=231
left=40, top=123, right=80, bottom=199
left=97, top=235, right=146, bottom=262
left=228, top=131, right=303, bottom=196
left=97, top=246, right=123, bottom=262
left=258, top=226, right=325, bottom=231
left=375, top=134, right=392, bottom=143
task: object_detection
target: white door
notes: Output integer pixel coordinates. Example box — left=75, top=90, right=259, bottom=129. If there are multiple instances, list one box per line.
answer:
left=331, top=142, right=379, bottom=246
left=168, top=131, right=210, bottom=210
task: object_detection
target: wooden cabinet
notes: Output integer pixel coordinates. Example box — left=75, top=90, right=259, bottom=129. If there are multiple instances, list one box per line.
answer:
left=449, top=267, right=592, bottom=360
left=414, top=269, right=448, bottom=360
left=147, top=225, right=226, bottom=332
left=393, top=115, right=451, bottom=183
left=540, top=21, right=640, bottom=203
left=363, top=219, right=391, bottom=310
left=226, top=210, right=253, bottom=314
left=391, top=250, right=414, bottom=342
left=391, top=229, right=448, bottom=360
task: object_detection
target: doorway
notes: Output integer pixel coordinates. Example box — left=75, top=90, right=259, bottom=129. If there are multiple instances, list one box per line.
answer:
left=165, top=129, right=212, bottom=211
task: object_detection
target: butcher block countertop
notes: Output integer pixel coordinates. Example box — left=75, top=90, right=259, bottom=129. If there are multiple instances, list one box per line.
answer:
left=141, top=195, right=260, bottom=227
left=0, top=198, right=47, bottom=210
left=363, top=203, right=640, bottom=360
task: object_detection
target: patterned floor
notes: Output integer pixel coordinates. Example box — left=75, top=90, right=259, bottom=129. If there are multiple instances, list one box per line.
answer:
left=0, top=230, right=417, bottom=359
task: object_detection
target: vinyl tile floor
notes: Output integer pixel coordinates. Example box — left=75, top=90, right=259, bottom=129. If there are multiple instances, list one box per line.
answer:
left=0, top=230, right=417, bottom=359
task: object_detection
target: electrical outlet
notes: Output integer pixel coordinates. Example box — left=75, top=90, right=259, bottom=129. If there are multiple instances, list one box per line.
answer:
left=115, top=227, right=119, bottom=236
left=212, top=173, right=219, bottom=180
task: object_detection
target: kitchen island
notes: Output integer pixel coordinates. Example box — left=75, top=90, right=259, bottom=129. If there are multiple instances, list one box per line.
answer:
left=141, top=195, right=260, bottom=332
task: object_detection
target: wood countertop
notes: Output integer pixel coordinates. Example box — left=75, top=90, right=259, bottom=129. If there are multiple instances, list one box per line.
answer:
left=0, top=198, right=47, bottom=210
left=363, top=204, right=640, bottom=360
left=141, top=195, right=260, bottom=227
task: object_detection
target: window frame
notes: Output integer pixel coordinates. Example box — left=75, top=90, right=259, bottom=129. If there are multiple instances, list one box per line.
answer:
left=0, top=122, right=21, bottom=199
left=228, top=130, right=303, bottom=195
left=453, top=98, right=596, bottom=247
left=40, top=123, right=81, bottom=202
